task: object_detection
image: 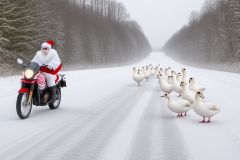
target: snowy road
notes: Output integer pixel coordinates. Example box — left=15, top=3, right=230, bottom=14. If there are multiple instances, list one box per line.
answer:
left=0, top=52, right=240, bottom=160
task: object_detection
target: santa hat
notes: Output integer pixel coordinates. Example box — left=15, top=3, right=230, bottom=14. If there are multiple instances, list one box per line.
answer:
left=47, top=40, right=55, bottom=46
left=41, top=40, right=55, bottom=49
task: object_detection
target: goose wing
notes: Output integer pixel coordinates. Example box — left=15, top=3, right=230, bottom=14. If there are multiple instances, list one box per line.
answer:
left=204, top=103, right=220, bottom=111
left=179, top=99, right=191, bottom=107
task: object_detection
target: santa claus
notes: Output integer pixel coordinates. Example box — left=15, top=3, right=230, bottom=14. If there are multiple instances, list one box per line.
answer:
left=31, top=40, right=62, bottom=101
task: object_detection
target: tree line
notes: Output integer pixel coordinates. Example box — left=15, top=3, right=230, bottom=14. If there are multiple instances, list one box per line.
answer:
left=0, top=0, right=151, bottom=75
left=162, top=0, right=240, bottom=67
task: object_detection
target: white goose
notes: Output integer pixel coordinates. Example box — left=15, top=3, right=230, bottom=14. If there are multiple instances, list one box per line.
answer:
left=157, top=74, right=173, bottom=94
left=189, top=77, right=205, bottom=92
left=180, top=82, right=195, bottom=104
left=171, top=71, right=177, bottom=78
left=182, top=68, right=189, bottom=84
left=169, top=75, right=182, bottom=96
left=161, top=93, right=192, bottom=117
left=133, top=69, right=144, bottom=86
left=193, top=92, right=220, bottom=123
left=143, top=66, right=151, bottom=80
left=160, top=68, right=168, bottom=80
left=176, top=72, right=182, bottom=83
left=167, top=76, right=172, bottom=84
left=149, top=65, right=155, bottom=76
left=154, top=66, right=160, bottom=76
left=165, top=67, right=172, bottom=77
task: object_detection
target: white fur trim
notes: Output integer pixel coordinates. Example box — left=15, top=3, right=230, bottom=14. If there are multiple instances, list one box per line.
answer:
left=41, top=42, right=51, bottom=49
left=31, top=49, right=61, bottom=70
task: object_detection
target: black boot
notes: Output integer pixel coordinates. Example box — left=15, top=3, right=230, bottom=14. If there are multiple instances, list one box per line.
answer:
left=49, top=86, right=57, bottom=102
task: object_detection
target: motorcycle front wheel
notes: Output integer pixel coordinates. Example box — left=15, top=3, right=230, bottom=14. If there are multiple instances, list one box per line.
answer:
left=16, top=93, right=32, bottom=119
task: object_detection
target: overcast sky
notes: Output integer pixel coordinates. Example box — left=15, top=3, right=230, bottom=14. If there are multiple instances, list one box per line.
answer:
left=117, top=0, right=205, bottom=49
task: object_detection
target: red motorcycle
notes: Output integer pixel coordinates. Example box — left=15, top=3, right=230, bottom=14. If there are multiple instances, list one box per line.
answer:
left=16, top=59, right=66, bottom=119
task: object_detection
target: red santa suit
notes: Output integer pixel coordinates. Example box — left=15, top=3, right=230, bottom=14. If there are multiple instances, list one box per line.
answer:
left=32, top=42, right=62, bottom=87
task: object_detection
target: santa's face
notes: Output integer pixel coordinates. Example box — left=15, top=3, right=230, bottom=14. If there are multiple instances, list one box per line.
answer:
left=41, top=47, right=50, bottom=55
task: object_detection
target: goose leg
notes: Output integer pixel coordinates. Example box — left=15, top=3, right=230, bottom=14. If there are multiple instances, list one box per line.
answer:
left=138, top=82, right=140, bottom=86
left=178, top=93, right=181, bottom=97
left=206, top=117, right=211, bottom=123
left=184, top=112, right=187, bottom=116
left=200, top=117, right=206, bottom=123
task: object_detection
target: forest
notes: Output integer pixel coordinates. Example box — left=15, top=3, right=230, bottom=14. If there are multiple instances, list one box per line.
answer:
left=0, top=0, right=151, bottom=75
left=163, top=0, right=240, bottom=73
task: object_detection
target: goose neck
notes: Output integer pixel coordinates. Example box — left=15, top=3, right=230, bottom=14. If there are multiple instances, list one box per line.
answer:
left=195, top=96, right=201, bottom=103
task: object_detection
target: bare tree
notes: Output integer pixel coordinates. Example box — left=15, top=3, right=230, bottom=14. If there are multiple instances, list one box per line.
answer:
left=0, top=0, right=151, bottom=74
left=163, top=0, right=240, bottom=65
left=115, top=2, right=129, bottom=22
left=189, top=11, right=199, bottom=25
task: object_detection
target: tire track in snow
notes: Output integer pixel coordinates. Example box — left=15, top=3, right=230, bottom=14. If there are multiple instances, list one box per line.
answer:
left=128, top=90, right=159, bottom=160
left=129, top=87, right=189, bottom=160
left=29, top=86, right=146, bottom=160
left=0, top=86, right=138, bottom=160
left=0, top=87, right=130, bottom=151
left=158, top=93, right=189, bottom=160
left=98, top=88, right=154, bottom=160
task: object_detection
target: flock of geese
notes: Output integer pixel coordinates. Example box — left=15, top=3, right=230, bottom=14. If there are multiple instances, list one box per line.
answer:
left=132, top=65, right=220, bottom=123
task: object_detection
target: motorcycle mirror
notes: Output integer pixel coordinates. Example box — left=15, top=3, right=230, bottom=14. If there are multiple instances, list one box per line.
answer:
left=17, top=58, right=23, bottom=65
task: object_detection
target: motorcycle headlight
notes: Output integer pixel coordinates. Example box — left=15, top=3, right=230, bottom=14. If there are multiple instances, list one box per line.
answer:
left=24, top=69, right=34, bottom=79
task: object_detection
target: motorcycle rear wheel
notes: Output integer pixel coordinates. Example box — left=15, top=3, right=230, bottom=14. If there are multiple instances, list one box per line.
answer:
left=16, top=93, right=32, bottom=119
left=48, top=87, right=61, bottom=110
